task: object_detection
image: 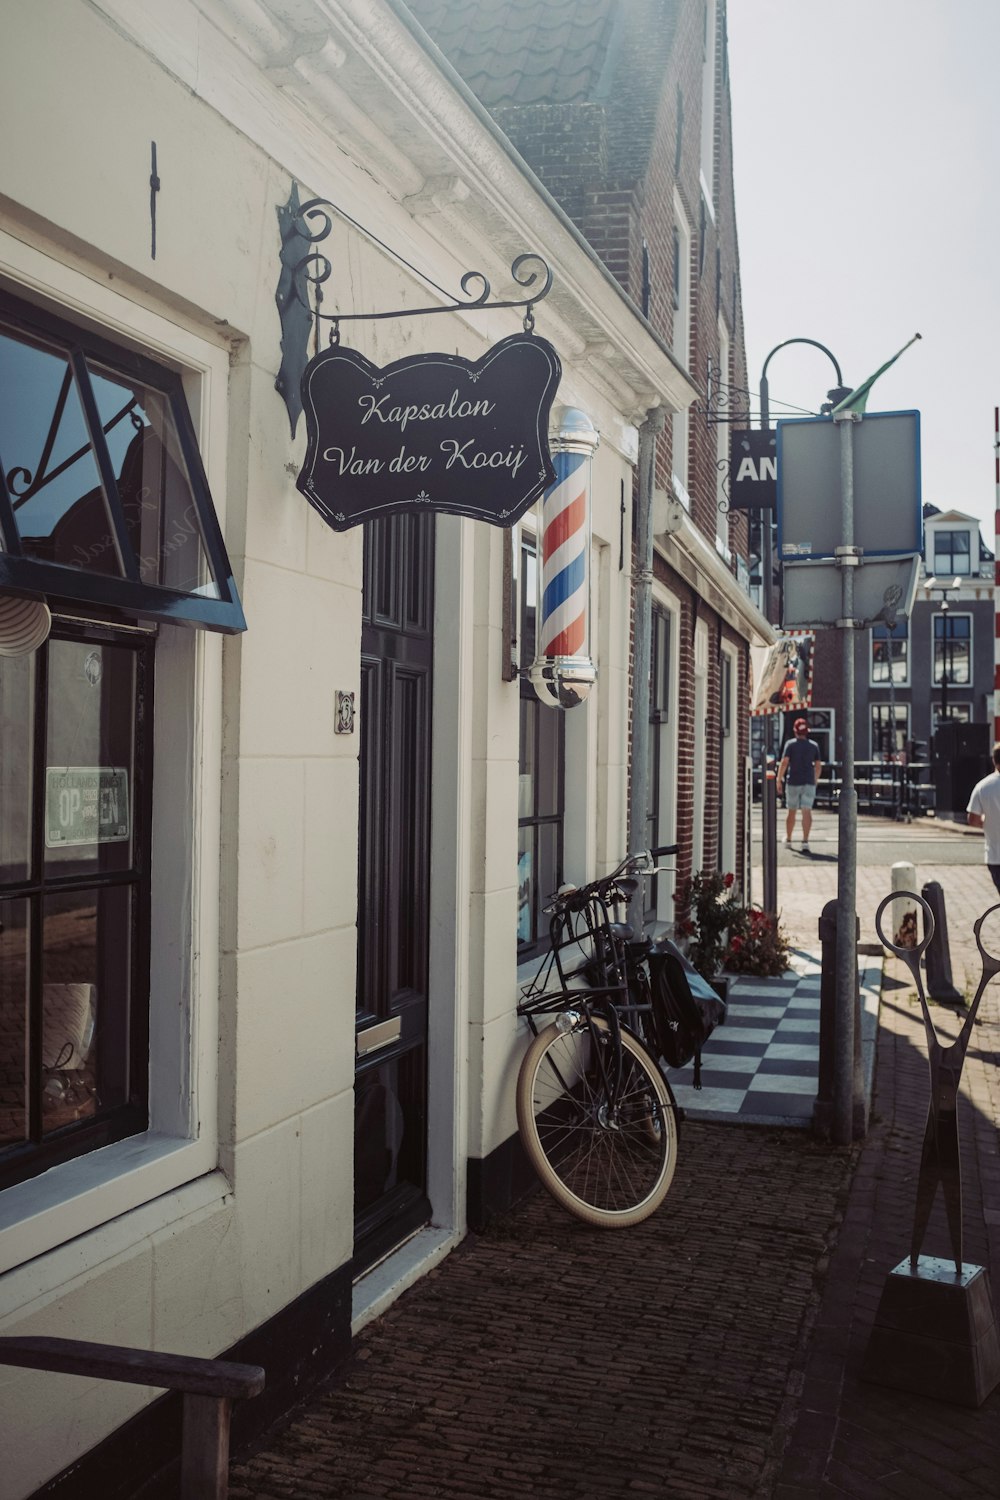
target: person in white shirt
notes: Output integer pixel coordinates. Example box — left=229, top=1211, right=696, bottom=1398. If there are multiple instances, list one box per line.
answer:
left=966, top=743, right=1000, bottom=895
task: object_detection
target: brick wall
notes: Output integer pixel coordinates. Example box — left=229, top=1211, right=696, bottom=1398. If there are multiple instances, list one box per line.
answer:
left=481, top=1, right=755, bottom=889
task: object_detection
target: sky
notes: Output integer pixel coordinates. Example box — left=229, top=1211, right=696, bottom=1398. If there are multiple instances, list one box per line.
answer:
left=727, top=0, right=1000, bottom=546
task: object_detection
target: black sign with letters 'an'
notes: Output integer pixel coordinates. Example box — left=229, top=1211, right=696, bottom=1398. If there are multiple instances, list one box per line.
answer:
left=729, top=428, right=777, bottom=511
left=296, top=333, right=562, bottom=531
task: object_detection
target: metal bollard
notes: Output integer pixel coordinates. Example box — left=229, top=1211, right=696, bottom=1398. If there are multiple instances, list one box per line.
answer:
left=890, top=862, right=918, bottom=947
left=921, top=879, right=963, bottom=1005
left=814, top=898, right=865, bottom=1140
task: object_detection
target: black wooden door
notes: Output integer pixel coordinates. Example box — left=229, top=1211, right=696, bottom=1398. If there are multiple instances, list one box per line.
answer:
left=354, top=512, right=434, bottom=1273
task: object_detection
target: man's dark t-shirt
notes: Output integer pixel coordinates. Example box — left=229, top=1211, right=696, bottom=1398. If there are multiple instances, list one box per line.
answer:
left=781, top=737, right=821, bottom=785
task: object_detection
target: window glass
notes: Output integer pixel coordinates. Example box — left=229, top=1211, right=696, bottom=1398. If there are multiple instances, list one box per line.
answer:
left=44, top=639, right=136, bottom=875
left=87, top=363, right=217, bottom=596
left=932, top=702, right=971, bottom=731
left=933, top=530, right=971, bottom=575
left=41, top=885, right=132, bottom=1134
left=933, top=614, right=971, bottom=686
left=0, top=327, right=123, bottom=576
left=0, top=624, right=148, bottom=1190
left=871, top=621, right=908, bottom=683
left=871, top=704, right=908, bottom=757
left=0, top=291, right=243, bottom=633
left=0, top=652, right=33, bottom=883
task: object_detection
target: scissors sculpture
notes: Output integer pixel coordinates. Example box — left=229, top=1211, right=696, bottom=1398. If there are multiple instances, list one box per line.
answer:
left=874, top=891, right=1000, bottom=1275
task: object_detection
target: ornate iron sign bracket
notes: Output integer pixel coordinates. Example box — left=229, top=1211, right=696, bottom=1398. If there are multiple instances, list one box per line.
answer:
left=275, top=182, right=554, bottom=438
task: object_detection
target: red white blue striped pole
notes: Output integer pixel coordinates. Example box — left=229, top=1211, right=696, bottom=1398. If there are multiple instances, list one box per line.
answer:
left=530, top=408, right=599, bottom=708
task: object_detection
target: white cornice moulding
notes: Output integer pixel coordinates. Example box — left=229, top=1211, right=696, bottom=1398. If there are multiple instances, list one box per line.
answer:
left=654, top=507, right=775, bottom=648
left=94, top=0, right=697, bottom=418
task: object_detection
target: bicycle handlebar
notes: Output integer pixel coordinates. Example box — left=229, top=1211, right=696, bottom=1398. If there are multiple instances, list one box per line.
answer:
left=546, top=846, right=680, bottom=913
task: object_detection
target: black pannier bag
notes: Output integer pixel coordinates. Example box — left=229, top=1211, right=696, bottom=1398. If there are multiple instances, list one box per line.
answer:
left=647, top=938, right=727, bottom=1089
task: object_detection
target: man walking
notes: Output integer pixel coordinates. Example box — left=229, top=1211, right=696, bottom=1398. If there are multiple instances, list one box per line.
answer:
left=966, top=743, right=1000, bottom=895
left=776, top=717, right=822, bottom=853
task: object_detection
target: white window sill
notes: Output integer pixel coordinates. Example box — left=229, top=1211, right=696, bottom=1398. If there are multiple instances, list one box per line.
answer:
left=0, top=1133, right=220, bottom=1280
left=671, top=474, right=692, bottom=511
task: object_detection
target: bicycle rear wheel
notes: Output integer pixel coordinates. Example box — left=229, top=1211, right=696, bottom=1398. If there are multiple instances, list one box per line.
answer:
left=516, top=1013, right=678, bottom=1227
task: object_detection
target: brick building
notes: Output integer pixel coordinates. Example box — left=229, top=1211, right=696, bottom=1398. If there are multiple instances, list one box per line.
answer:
left=409, top=0, right=770, bottom=900
left=798, top=503, right=996, bottom=814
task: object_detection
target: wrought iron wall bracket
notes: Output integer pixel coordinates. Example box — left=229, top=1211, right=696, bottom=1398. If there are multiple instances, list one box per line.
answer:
left=274, top=182, right=553, bottom=438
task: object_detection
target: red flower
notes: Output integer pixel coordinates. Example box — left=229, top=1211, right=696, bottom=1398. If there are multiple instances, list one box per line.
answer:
left=723, top=872, right=735, bottom=888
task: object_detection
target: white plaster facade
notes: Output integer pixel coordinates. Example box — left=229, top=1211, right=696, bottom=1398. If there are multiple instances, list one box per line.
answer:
left=0, top=1, right=708, bottom=1492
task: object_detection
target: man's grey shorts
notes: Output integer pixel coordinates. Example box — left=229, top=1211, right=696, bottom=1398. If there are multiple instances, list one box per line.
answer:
left=785, top=782, right=817, bottom=810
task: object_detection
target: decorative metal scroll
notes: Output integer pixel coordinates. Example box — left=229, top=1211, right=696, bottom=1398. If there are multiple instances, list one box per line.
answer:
left=275, top=182, right=555, bottom=438
left=874, top=891, right=1000, bottom=1274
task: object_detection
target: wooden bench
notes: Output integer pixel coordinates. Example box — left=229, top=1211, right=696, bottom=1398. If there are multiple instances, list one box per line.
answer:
left=0, top=1335, right=265, bottom=1499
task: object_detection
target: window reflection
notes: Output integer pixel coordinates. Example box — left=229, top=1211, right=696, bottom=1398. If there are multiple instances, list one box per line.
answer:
left=87, top=362, right=217, bottom=596
left=0, top=329, right=123, bottom=575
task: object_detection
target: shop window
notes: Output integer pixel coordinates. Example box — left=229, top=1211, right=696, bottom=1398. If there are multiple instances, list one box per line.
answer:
left=0, top=620, right=152, bottom=1189
left=932, top=530, right=971, bottom=576
left=0, top=290, right=244, bottom=634
left=933, top=613, right=971, bottom=686
left=516, top=531, right=564, bottom=956
left=871, top=620, right=909, bottom=685
left=0, top=281, right=234, bottom=1235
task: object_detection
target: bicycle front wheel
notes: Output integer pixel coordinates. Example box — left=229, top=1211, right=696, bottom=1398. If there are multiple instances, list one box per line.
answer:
left=516, top=1014, right=678, bottom=1227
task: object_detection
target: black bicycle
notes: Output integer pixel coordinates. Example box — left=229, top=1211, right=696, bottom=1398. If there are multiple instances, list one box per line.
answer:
left=515, top=846, right=724, bottom=1228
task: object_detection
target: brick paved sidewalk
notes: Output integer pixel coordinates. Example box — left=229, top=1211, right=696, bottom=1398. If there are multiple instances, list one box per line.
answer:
left=231, top=1122, right=855, bottom=1500
left=229, top=832, right=1000, bottom=1500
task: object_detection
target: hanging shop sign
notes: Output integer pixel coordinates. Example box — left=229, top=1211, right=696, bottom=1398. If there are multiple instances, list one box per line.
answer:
left=276, top=187, right=563, bottom=528
left=750, top=632, right=814, bottom=716
left=296, top=333, right=561, bottom=531
left=729, top=428, right=776, bottom=511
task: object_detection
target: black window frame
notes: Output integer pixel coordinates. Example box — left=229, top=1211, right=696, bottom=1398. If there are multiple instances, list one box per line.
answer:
left=0, top=615, right=153, bottom=1190
left=0, top=290, right=245, bottom=635
left=932, top=529, right=972, bottom=577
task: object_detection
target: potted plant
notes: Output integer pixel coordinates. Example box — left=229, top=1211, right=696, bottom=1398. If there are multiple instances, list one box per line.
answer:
left=673, top=868, right=743, bottom=998
left=674, top=869, right=792, bottom=989
left=723, top=904, right=792, bottom=977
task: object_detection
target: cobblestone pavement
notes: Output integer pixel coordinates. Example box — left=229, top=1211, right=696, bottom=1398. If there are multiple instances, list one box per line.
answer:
left=230, top=818, right=1000, bottom=1500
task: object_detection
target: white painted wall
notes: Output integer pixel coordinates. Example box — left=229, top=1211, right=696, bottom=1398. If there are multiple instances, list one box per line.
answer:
left=0, top=2, right=684, bottom=1491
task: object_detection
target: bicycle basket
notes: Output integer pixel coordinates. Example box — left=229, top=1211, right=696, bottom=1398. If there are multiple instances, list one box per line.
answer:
left=647, top=939, right=726, bottom=1087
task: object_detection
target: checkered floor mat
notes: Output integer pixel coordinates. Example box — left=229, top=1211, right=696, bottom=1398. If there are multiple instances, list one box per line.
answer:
left=664, top=950, right=882, bottom=1126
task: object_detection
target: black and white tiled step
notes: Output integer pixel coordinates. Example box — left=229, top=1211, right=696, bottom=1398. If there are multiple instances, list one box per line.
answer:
left=664, top=951, right=881, bottom=1125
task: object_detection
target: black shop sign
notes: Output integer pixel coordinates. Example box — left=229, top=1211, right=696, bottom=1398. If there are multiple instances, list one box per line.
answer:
left=296, top=333, right=562, bottom=531
left=729, top=428, right=777, bottom=511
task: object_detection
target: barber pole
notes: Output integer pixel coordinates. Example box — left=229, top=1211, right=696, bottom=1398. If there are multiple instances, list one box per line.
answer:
left=530, top=407, right=599, bottom=708
left=995, top=407, right=1000, bottom=743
